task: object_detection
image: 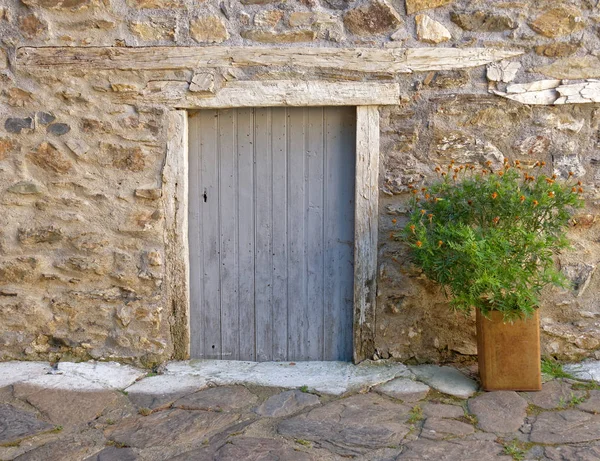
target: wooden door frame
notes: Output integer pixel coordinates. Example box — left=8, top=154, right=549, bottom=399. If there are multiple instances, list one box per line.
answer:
left=164, top=91, right=386, bottom=363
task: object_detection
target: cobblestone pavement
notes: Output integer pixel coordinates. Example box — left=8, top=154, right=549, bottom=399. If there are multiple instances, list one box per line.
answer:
left=2, top=360, right=600, bottom=460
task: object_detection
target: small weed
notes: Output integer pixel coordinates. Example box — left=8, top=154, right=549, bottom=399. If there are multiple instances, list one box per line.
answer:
left=541, top=358, right=574, bottom=380
left=295, top=439, right=312, bottom=447
left=105, top=418, right=116, bottom=425
left=138, top=407, right=152, bottom=416
left=299, top=385, right=309, bottom=393
left=503, top=440, right=525, bottom=461
left=570, top=393, right=586, bottom=406
left=52, top=426, right=63, bottom=433
left=462, top=413, right=478, bottom=425
left=145, top=372, right=158, bottom=378
left=526, top=404, right=544, bottom=416
left=408, top=405, right=423, bottom=424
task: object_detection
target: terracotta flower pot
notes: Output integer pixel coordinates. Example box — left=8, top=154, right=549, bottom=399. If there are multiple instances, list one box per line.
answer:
left=476, top=309, right=542, bottom=391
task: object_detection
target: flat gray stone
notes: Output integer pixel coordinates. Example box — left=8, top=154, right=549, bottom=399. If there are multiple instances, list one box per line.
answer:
left=522, top=380, right=585, bottom=410
left=13, top=384, right=121, bottom=427
left=125, top=374, right=208, bottom=407
left=165, top=360, right=412, bottom=396
left=214, top=437, right=315, bottom=460
left=468, top=391, right=528, bottom=433
left=578, top=390, right=600, bottom=414
left=84, top=447, right=138, bottom=461
left=174, top=385, right=258, bottom=412
left=255, top=390, right=319, bottom=417
left=565, top=361, right=600, bottom=382
left=421, top=402, right=464, bottom=419
left=0, top=361, right=145, bottom=391
left=421, top=418, right=474, bottom=440
left=0, top=404, right=54, bottom=445
left=0, top=362, right=49, bottom=388
left=14, top=434, right=104, bottom=461
left=530, top=410, right=600, bottom=444
left=544, top=443, right=600, bottom=461
left=397, top=439, right=513, bottom=460
left=278, top=393, right=411, bottom=456
left=106, top=409, right=240, bottom=448
left=374, top=377, right=430, bottom=402
left=409, top=365, right=478, bottom=398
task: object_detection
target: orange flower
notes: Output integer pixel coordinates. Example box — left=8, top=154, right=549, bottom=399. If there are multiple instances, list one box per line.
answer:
left=498, top=171, right=504, bottom=177
left=486, top=160, right=492, bottom=166
left=416, top=241, right=423, bottom=248
left=421, top=209, right=427, bottom=215
left=491, top=192, right=498, bottom=199
left=412, top=189, right=418, bottom=194
left=520, top=195, right=525, bottom=202
left=438, top=240, right=443, bottom=247
left=572, top=187, right=578, bottom=192
left=392, top=219, right=397, bottom=224
left=533, top=200, right=539, bottom=207
left=545, top=178, right=555, bottom=184
left=578, top=187, right=584, bottom=193
left=493, top=216, right=500, bottom=225
left=568, top=171, right=574, bottom=177
left=410, top=224, right=416, bottom=233
left=515, top=160, right=520, bottom=165
left=541, top=161, right=546, bottom=166
left=548, top=191, right=555, bottom=198
left=468, top=200, right=473, bottom=206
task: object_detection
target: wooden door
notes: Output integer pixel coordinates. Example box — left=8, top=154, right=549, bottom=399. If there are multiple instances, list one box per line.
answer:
left=188, top=107, right=356, bottom=361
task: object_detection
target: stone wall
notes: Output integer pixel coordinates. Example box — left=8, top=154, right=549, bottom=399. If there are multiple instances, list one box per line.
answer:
left=1, top=0, right=599, bottom=366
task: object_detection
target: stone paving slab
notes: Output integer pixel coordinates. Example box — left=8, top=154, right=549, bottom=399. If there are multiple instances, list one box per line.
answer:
left=530, top=409, right=600, bottom=444
left=565, top=360, right=600, bottom=382
left=468, top=391, right=528, bottom=433
left=0, top=404, right=54, bottom=445
left=409, top=365, right=479, bottom=398
left=254, top=389, right=320, bottom=417
left=0, top=361, right=145, bottom=391
left=374, top=377, right=430, bottom=402
left=164, top=359, right=412, bottom=395
left=174, top=385, right=258, bottom=412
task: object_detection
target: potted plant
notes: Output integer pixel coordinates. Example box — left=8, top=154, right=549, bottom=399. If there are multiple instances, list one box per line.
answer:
left=400, top=160, right=584, bottom=391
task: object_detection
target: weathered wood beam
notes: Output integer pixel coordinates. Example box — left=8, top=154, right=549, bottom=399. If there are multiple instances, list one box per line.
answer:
left=112, top=80, right=402, bottom=107
left=492, top=79, right=600, bottom=105
left=353, top=105, right=379, bottom=363
left=16, top=46, right=523, bottom=74
left=163, top=109, right=190, bottom=360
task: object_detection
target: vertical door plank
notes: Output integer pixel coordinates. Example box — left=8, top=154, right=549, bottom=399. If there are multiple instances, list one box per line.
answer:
left=199, top=110, right=222, bottom=359
left=188, top=113, right=203, bottom=359
left=337, top=107, right=357, bottom=361
left=218, top=109, right=239, bottom=360
left=270, top=107, right=288, bottom=361
left=306, top=107, right=325, bottom=360
left=323, top=107, right=342, bottom=360
left=237, top=108, right=256, bottom=361
left=323, top=107, right=356, bottom=360
left=254, top=108, right=274, bottom=361
left=287, top=108, right=308, bottom=361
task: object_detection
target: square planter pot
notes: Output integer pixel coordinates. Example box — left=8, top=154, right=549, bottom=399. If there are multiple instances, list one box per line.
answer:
left=476, top=309, right=542, bottom=391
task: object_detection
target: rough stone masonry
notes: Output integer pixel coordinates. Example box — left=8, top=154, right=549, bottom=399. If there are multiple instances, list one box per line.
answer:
left=0, top=0, right=599, bottom=367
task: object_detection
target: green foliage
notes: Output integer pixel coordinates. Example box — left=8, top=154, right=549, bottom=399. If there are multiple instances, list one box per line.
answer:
left=541, top=358, right=574, bottom=379
left=400, top=161, right=584, bottom=319
left=408, top=404, right=423, bottom=424
left=503, top=440, right=526, bottom=461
